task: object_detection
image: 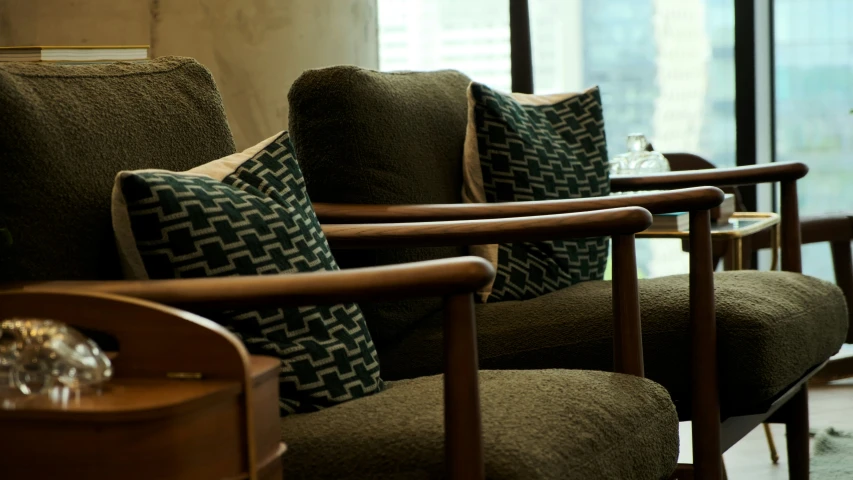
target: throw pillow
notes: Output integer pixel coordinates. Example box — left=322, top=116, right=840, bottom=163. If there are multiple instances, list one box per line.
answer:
left=112, top=131, right=384, bottom=415
left=462, top=83, right=611, bottom=302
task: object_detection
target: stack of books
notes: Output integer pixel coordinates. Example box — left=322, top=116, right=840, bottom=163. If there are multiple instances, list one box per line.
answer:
left=0, top=46, right=149, bottom=63
left=647, top=193, right=736, bottom=232
left=648, top=212, right=690, bottom=232
left=711, top=193, right=736, bottom=224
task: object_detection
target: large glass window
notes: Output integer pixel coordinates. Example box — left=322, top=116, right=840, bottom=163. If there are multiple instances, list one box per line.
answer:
left=378, top=0, right=736, bottom=278
left=378, top=0, right=512, bottom=90
left=774, top=0, right=853, bottom=282
left=528, top=0, right=736, bottom=277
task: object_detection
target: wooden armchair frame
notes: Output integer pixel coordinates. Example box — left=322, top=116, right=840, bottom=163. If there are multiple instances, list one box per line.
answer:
left=12, top=206, right=655, bottom=480
left=664, top=153, right=853, bottom=385
left=306, top=165, right=812, bottom=480
left=611, top=162, right=811, bottom=480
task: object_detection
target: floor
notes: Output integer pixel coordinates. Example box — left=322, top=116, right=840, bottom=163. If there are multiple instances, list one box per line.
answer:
left=678, top=374, right=853, bottom=479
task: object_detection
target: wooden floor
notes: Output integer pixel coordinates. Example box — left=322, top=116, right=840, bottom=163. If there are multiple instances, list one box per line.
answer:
left=678, top=378, right=853, bottom=479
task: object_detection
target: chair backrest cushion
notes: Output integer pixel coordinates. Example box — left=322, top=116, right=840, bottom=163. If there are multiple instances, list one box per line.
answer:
left=0, top=57, right=236, bottom=282
left=287, top=66, right=472, bottom=346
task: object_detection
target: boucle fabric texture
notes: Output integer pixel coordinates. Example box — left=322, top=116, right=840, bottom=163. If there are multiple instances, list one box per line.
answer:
left=378, top=271, right=848, bottom=417
left=280, top=369, right=679, bottom=479
left=0, top=57, right=236, bottom=282
left=287, top=66, right=473, bottom=348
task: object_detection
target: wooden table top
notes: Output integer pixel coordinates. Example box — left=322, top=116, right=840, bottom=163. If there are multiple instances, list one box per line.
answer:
left=0, top=355, right=280, bottom=422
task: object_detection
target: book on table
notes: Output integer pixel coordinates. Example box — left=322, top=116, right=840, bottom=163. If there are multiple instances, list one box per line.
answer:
left=649, top=212, right=689, bottom=232
left=0, top=46, right=149, bottom=62
left=712, top=193, right=736, bottom=224
left=648, top=192, right=735, bottom=232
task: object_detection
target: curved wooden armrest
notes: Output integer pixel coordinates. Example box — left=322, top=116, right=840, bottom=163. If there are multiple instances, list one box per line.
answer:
left=610, top=162, right=808, bottom=191
left=322, top=207, right=653, bottom=249
left=313, top=187, right=720, bottom=224
left=17, top=261, right=492, bottom=478
left=14, top=257, right=495, bottom=310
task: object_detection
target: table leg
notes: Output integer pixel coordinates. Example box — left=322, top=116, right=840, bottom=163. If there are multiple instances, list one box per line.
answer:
left=763, top=423, right=780, bottom=464
left=729, top=238, right=743, bottom=270
left=763, top=223, right=782, bottom=463
left=770, top=223, right=780, bottom=271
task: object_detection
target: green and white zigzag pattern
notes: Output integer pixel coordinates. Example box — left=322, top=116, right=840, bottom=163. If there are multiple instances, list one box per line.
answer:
left=472, top=84, right=611, bottom=301
left=121, top=132, right=383, bottom=415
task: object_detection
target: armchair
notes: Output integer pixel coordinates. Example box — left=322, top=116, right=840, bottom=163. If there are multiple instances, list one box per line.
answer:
left=0, top=59, right=680, bottom=479
left=23, top=208, right=683, bottom=479
left=286, top=65, right=848, bottom=480
left=661, top=152, right=853, bottom=383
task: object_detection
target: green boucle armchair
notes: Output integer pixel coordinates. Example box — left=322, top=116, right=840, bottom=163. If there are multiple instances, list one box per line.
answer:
left=0, top=58, right=681, bottom=479
left=287, top=65, right=848, bottom=480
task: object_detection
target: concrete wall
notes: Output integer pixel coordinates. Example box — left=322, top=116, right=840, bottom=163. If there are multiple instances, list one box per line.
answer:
left=0, top=0, right=379, bottom=149
left=0, top=0, right=148, bottom=46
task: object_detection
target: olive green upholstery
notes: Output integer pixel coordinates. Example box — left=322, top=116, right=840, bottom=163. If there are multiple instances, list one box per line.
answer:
left=281, top=370, right=679, bottom=480
left=286, top=66, right=849, bottom=421
left=0, top=57, right=237, bottom=282
left=3, top=59, right=681, bottom=479
left=378, top=271, right=847, bottom=418
left=289, top=66, right=472, bottom=347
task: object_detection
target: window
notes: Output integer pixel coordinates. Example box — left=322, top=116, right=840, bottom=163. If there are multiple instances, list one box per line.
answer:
left=379, top=0, right=736, bottom=278
left=378, top=0, right=512, bottom=91
left=529, top=0, right=736, bottom=278
left=774, top=0, right=853, bottom=282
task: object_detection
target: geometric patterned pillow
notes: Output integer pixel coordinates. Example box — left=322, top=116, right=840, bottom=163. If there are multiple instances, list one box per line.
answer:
left=111, top=131, right=384, bottom=416
left=462, top=83, right=611, bottom=303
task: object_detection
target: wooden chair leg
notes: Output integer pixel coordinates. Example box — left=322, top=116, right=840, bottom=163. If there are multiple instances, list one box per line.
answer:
left=763, top=423, right=780, bottom=464
left=671, top=459, right=726, bottom=480
left=830, top=240, right=853, bottom=344
left=672, top=464, right=694, bottom=480
left=786, top=385, right=810, bottom=480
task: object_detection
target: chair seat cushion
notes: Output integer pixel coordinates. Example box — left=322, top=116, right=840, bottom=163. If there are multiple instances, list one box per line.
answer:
left=280, top=370, right=679, bottom=480
left=379, top=271, right=848, bottom=417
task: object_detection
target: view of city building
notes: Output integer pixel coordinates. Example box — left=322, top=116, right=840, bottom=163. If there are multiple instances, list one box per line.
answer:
left=774, top=0, right=853, bottom=281
left=378, top=0, right=849, bottom=281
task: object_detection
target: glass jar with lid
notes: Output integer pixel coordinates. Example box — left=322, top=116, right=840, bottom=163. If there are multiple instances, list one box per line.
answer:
left=609, top=133, right=670, bottom=176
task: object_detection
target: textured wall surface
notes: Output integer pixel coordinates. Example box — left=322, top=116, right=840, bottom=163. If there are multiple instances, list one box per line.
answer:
left=0, top=0, right=379, bottom=149
left=151, top=0, right=379, bottom=149
left=0, top=0, right=149, bottom=46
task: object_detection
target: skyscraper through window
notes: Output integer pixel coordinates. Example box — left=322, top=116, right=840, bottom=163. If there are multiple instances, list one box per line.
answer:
left=378, top=0, right=853, bottom=282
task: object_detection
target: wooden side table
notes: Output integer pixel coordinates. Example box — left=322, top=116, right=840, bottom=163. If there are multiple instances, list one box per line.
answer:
left=638, top=212, right=781, bottom=271
left=0, top=290, right=286, bottom=480
left=638, top=212, right=783, bottom=465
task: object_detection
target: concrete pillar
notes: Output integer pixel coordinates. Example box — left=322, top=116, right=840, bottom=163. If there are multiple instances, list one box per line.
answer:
left=151, top=0, right=378, bottom=149
left=0, top=0, right=379, bottom=149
